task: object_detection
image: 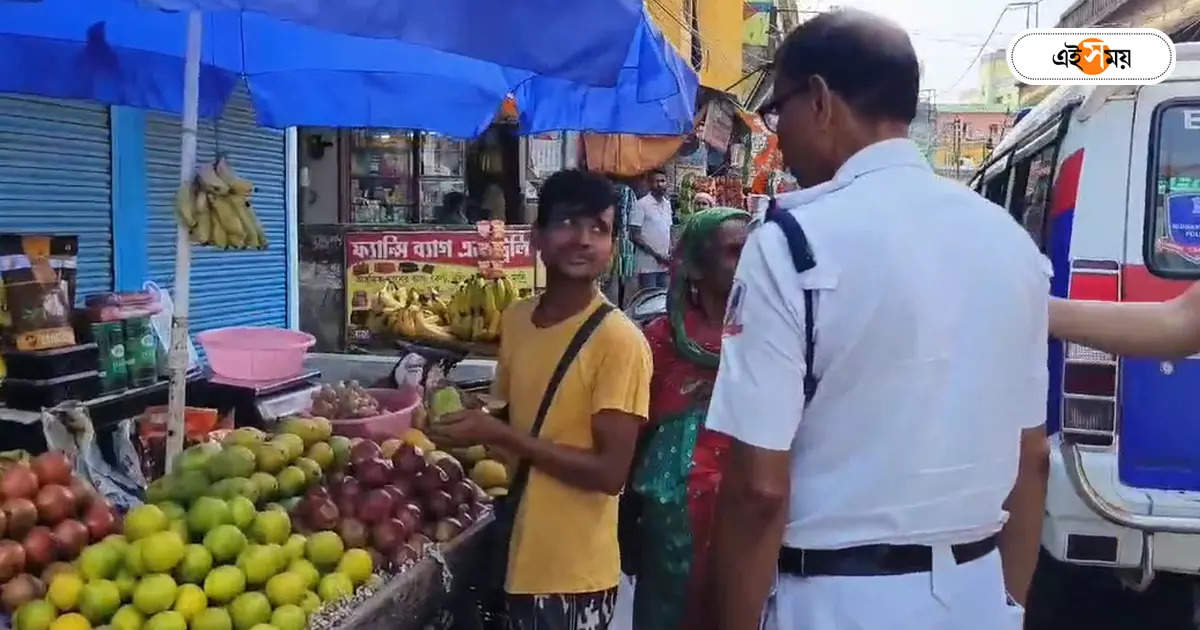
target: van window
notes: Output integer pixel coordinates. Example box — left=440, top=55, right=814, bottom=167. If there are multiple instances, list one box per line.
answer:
left=1020, top=145, right=1056, bottom=250
left=1147, top=104, right=1200, bottom=276
left=984, top=171, right=1009, bottom=206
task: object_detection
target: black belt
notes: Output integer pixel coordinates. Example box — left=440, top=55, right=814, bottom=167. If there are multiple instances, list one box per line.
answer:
left=778, top=534, right=999, bottom=577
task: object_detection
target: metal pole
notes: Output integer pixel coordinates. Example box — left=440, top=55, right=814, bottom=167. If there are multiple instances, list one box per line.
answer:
left=166, top=10, right=203, bottom=473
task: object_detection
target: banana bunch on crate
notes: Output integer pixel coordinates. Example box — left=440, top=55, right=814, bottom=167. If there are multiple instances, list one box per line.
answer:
left=367, top=283, right=456, bottom=343
left=446, top=273, right=517, bottom=343
left=175, top=155, right=269, bottom=250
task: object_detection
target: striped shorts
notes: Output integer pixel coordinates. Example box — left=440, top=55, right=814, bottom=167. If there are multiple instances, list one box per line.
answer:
left=506, top=588, right=619, bottom=630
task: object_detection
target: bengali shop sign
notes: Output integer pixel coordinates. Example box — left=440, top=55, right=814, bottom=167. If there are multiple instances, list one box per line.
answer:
left=344, top=228, right=535, bottom=344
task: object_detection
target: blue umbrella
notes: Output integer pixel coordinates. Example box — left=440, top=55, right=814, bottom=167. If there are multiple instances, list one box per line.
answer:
left=0, top=0, right=697, bottom=136
left=145, top=0, right=649, bottom=87
left=0, top=0, right=697, bottom=467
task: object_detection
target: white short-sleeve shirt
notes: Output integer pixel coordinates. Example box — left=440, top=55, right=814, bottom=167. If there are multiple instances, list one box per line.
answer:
left=628, top=194, right=673, bottom=274
left=707, top=138, right=1051, bottom=550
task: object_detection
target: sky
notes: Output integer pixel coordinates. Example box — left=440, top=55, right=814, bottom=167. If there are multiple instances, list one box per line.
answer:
left=806, top=0, right=1076, bottom=102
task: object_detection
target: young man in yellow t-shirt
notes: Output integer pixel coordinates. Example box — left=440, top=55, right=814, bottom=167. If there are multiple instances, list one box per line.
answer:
left=430, top=169, right=652, bottom=630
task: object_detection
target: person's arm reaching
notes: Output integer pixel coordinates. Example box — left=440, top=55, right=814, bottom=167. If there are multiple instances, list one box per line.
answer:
left=1049, top=282, right=1200, bottom=358
left=999, top=425, right=1049, bottom=605
left=487, top=410, right=640, bottom=494
left=705, top=224, right=810, bottom=630
left=429, top=404, right=643, bottom=497
left=428, top=325, right=651, bottom=495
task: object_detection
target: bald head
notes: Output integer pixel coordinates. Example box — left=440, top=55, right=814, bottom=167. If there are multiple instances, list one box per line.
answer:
left=776, top=9, right=919, bottom=124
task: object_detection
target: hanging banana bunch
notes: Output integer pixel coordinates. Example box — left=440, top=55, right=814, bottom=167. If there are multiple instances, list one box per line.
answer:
left=175, top=155, right=269, bottom=250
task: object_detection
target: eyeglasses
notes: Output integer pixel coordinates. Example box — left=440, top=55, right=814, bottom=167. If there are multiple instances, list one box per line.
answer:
left=756, top=86, right=804, bottom=133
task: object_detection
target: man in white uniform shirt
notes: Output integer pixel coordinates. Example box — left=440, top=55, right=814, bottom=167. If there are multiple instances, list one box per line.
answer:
left=628, top=169, right=673, bottom=291
left=707, top=10, right=1051, bottom=630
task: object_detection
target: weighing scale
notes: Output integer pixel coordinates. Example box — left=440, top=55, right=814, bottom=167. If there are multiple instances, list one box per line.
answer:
left=204, top=369, right=322, bottom=430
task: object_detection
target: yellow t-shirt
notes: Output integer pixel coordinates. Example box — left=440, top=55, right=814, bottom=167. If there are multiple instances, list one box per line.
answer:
left=492, top=293, right=652, bottom=594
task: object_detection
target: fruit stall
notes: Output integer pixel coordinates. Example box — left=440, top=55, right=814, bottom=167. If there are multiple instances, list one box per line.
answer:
left=296, top=119, right=572, bottom=356
left=2, top=240, right=510, bottom=630
left=0, top=372, right=510, bottom=630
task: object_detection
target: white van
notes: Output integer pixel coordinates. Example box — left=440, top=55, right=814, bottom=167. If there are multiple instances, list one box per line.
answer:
left=970, top=42, right=1200, bottom=624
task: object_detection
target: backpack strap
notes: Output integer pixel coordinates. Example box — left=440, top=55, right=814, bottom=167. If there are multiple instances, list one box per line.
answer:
left=765, top=199, right=819, bottom=405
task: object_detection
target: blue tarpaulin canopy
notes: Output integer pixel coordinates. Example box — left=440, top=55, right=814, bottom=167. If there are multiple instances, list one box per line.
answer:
left=144, top=0, right=650, bottom=87
left=0, top=0, right=698, bottom=466
left=0, top=0, right=697, bottom=136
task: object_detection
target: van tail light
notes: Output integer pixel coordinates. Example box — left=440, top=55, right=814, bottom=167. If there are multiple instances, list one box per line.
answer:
left=1061, top=260, right=1120, bottom=446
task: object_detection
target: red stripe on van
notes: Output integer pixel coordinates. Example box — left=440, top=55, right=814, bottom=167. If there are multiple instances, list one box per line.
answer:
left=1051, top=149, right=1084, bottom=218
left=1122, top=264, right=1192, bottom=302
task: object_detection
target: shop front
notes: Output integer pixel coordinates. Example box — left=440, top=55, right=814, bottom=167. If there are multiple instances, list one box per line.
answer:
left=664, top=91, right=797, bottom=219
left=297, top=113, right=573, bottom=355
left=0, top=86, right=295, bottom=444
left=0, top=87, right=294, bottom=330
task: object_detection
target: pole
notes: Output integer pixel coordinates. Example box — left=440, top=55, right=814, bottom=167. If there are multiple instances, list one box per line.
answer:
left=953, top=118, right=962, bottom=180
left=166, top=10, right=203, bottom=473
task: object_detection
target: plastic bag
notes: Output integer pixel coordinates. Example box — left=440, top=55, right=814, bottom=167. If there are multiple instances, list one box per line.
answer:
left=143, top=281, right=198, bottom=375
left=41, top=403, right=144, bottom=511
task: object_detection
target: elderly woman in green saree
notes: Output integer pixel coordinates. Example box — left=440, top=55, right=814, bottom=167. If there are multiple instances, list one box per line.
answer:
left=629, top=208, right=751, bottom=630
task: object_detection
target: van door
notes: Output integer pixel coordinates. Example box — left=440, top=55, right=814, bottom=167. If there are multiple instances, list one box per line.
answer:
left=1120, top=82, right=1200, bottom=492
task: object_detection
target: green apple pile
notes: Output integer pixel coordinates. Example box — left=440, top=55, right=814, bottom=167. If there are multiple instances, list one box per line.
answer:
left=144, top=420, right=352, bottom=514
left=12, top=498, right=371, bottom=630
left=9, top=421, right=372, bottom=630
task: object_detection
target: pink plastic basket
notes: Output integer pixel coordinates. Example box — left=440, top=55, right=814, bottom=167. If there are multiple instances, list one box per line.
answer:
left=198, top=327, right=316, bottom=381
left=326, top=387, right=422, bottom=442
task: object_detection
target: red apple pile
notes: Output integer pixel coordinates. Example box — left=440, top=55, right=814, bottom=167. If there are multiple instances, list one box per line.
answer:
left=290, top=438, right=490, bottom=570
left=0, top=453, right=117, bottom=602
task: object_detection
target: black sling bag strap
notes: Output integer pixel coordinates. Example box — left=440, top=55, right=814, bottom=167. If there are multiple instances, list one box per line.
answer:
left=484, top=302, right=615, bottom=594
left=764, top=198, right=819, bottom=404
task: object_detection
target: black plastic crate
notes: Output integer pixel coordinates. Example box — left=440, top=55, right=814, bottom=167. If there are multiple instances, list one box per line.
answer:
left=2, top=371, right=100, bottom=411
left=3, top=343, right=99, bottom=380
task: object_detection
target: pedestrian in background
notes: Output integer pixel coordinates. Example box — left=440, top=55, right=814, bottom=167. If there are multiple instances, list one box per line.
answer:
left=629, top=169, right=674, bottom=291
left=628, top=208, right=750, bottom=630
left=430, top=169, right=651, bottom=630
left=706, top=9, right=1051, bottom=630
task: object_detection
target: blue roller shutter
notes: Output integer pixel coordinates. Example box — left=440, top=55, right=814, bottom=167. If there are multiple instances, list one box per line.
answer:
left=0, top=95, right=112, bottom=302
left=144, top=85, right=287, bottom=341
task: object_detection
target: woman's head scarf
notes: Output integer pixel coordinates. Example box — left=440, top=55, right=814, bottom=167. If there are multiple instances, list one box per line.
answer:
left=669, top=207, right=751, bottom=368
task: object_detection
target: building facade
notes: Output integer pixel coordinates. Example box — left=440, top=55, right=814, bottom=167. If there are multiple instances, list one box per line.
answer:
left=931, top=105, right=1013, bottom=182
left=1058, top=0, right=1200, bottom=37
left=646, top=0, right=746, bottom=91
left=980, top=49, right=1020, bottom=111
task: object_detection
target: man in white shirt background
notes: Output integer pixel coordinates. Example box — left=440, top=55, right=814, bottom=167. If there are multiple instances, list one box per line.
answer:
left=707, top=9, right=1051, bottom=630
left=628, top=169, right=673, bottom=291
